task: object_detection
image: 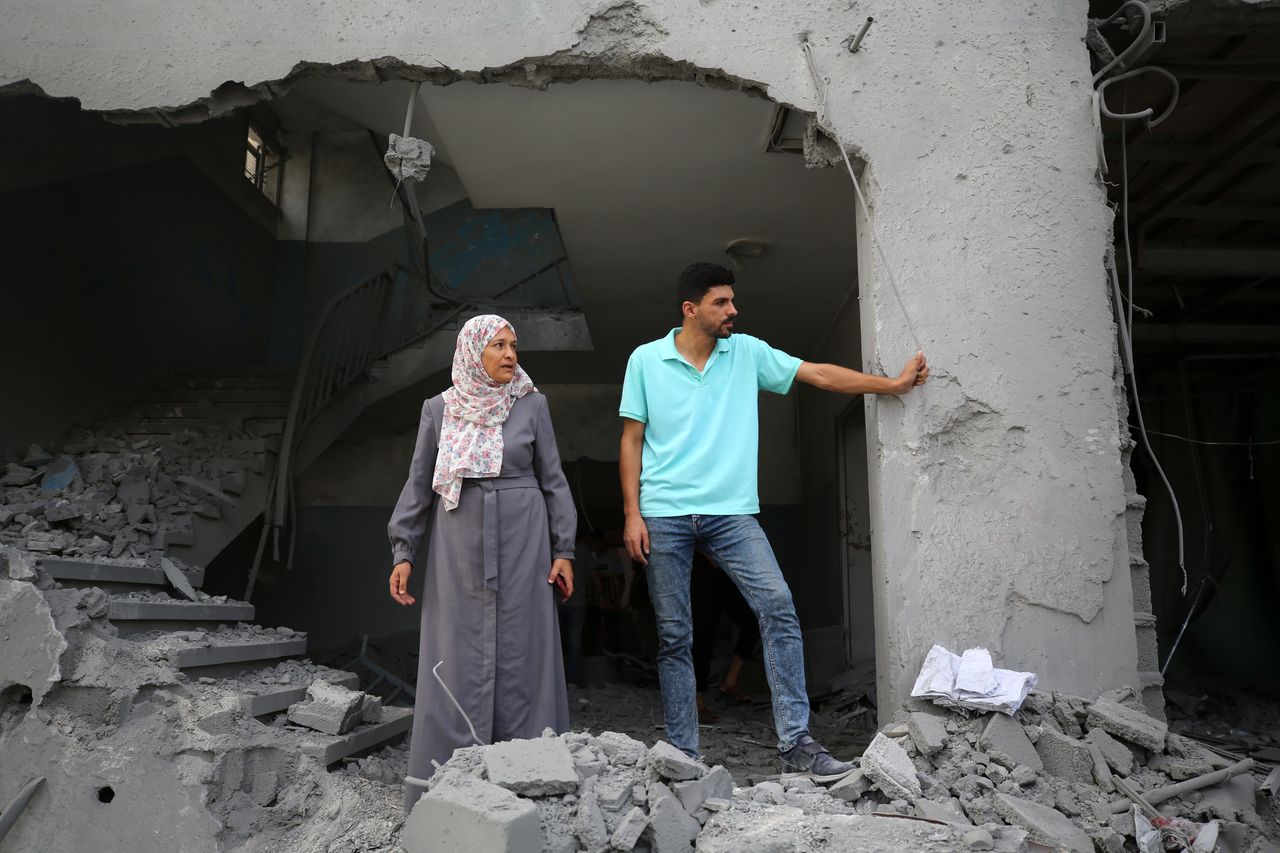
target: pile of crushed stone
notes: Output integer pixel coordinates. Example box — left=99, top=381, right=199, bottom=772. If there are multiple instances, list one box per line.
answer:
left=407, top=683, right=1278, bottom=852
left=1, top=429, right=266, bottom=560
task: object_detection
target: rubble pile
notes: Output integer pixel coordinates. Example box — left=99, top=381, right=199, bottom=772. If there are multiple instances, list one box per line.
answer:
left=806, top=687, right=1278, bottom=853
left=0, top=428, right=266, bottom=560
left=411, top=729, right=1021, bottom=852
left=1166, top=684, right=1280, bottom=765
left=0, top=557, right=409, bottom=853
left=410, top=682, right=1278, bottom=852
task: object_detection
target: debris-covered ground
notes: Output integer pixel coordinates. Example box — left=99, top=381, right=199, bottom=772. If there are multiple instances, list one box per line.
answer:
left=4, top=427, right=1279, bottom=851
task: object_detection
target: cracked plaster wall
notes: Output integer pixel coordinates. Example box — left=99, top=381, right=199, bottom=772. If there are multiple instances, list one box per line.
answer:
left=0, top=0, right=1140, bottom=711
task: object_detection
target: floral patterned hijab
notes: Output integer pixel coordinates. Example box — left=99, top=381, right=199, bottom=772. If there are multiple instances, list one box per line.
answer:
left=432, top=314, right=536, bottom=511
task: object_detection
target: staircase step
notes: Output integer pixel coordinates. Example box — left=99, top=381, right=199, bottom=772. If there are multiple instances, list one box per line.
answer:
left=108, top=599, right=255, bottom=622
left=130, top=388, right=295, bottom=405
left=166, top=376, right=296, bottom=391
left=40, top=556, right=204, bottom=589
left=299, top=706, right=414, bottom=765
left=110, top=404, right=292, bottom=420
left=165, top=634, right=307, bottom=669
left=240, top=671, right=362, bottom=717
left=119, top=417, right=286, bottom=436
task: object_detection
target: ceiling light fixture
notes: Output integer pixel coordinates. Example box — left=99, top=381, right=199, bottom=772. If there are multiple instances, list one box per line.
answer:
left=724, top=238, right=768, bottom=259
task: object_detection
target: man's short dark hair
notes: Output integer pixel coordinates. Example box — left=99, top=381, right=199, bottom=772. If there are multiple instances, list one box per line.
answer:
left=676, top=262, right=735, bottom=314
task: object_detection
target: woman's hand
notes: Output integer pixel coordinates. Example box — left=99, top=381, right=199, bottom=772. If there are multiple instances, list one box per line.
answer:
left=548, top=559, right=574, bottom=603
left=389, top=561, right=416, bottom=606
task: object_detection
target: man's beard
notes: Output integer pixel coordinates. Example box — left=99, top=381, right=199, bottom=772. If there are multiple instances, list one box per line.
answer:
left=701, top=318, right=733, bottom=339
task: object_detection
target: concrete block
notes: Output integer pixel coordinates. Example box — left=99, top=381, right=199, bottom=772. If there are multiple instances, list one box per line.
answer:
left=404, top=770, right=540, bottom=853
left=1086, top=700, right=1167, bottom=751
left=979, top=713, right=1043, bottom=772
left=828, top=768, right=872, bottom=802
left=238, top=671, right=361, bottom=716
left=485, top=737, right=579, bottom=796
left=642, top=787, right=701, bottom=853
left=5, top=550, right=38, bottom=581
left=647, top=740, right=704, bottom=782
left=917, top=797, right=971, bottom=824
left=992, top=793, right=1091, bottom=852
left=672, top=764, right=732, bottom=814
left=595, top=731, right=648, bottom=766
left=703, top=798, right=730, bottom=812
left=861, top=732, right=922, bottom=800
left=300, top=707, right=414, bottom=765
left=610, top=806, right=648, bottom=850
left=962, top=827, right=994, bottom=850
left=596, top=776, right=634, bottom=813
left=574, top=777, right=609, bottom=851
left=1085, top=728, right=1134, bottom=776
left=287, top=680, right=365, bottom=735
left=1033, top=727, right=1094, bottom=784
left=907, top=711, right=949, bottom=756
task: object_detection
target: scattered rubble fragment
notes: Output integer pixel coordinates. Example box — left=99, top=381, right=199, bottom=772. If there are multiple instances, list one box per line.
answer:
left=0, top=423, right=266, bottom=561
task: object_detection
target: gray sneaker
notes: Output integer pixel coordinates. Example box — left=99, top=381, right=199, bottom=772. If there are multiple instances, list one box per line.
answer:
left=779, top=734, right=855, bottom=783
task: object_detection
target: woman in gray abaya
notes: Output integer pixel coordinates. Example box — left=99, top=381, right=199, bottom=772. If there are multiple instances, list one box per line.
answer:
left=387, top=314, right=576, bottom=813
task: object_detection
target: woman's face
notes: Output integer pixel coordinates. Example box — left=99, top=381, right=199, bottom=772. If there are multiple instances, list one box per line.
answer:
left=481, top=325, right=518, bottom=384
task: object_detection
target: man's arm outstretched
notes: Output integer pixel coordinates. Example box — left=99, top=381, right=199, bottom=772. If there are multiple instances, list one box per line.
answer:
left=796, top=351, right=928, bottom=395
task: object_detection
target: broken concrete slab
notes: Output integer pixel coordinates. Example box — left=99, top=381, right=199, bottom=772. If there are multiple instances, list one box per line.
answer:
left=992, top=793, right=1091, bottom=852
left=642, top=783, right=701, bottom=853
left=1084, top=727, right=1135, bottom=776
left=861, top=732, right=922, bottom=800
left=484, top=737, right=579, bottom=796
left=404, top=770, right=540, bottom=853
left=286, top=680, right=365, bottom=735
left=979, top=712, right=1043, bottom=771
left=828, top=768, right=872, bottom=802
left=300, top=706, right=413, bottom=766
left=1086, top=700, right=1167, bottom=752
left=646, top=740, right=704, bottom=782
left=907, top=711, right=949, bottom=756
left=1033, top=726, right=1094, bottom=784
left=573, top=776, right=608, bottom=850
left=594, top=730, right=648, bottom=766
left=609, top=805, right=647, bottom=850
left=672, top=764, right=732, bottom=813
left=159, top=556, right=199, bottom=601
left=916, top=797, right=971, bottom=825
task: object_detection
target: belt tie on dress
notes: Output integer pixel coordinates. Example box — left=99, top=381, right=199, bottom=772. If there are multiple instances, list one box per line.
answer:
left=465, top=475, right=539, bottom=589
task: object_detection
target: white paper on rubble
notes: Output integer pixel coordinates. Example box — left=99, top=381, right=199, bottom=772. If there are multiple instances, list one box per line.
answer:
left=910, top=645, right=960, bottom=700
left=909, top=644, right=1038, bottom=715
left=955, top=648, right=998, bottom=697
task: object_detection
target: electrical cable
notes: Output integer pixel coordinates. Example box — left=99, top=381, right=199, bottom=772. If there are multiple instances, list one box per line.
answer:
left=1094, top=0, right=1188, bottom=593
left=800, top=41, right=925, bottom=359
left=1139, top=429, right=1280, bottom=448
left=1109, top=229, right=1187, bottom=594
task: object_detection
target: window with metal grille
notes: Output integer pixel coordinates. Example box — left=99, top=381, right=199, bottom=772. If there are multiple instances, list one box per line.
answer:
left=244, top=124, right=282, bottom=204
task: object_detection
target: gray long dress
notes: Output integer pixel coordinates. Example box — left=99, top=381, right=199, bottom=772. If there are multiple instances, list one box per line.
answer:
left=389, top=392, right=576, bottom=811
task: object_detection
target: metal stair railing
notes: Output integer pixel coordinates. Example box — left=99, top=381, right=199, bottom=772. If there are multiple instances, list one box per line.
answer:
left=245, top=257, right=578, bottom=600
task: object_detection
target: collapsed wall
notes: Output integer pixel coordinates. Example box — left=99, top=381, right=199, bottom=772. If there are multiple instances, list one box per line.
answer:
left=0, top=556, right=413, bottom=851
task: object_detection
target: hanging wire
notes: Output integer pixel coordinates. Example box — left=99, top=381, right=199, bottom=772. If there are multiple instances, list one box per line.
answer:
left=800, top=40, right=925, bottom=358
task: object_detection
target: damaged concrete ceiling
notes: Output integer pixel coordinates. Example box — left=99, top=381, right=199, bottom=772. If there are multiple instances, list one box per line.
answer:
left=292, top=77, right=859, bottom=381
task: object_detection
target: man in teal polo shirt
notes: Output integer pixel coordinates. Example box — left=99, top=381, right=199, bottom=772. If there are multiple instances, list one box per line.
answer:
left=619, top=261, right=928, bottom=780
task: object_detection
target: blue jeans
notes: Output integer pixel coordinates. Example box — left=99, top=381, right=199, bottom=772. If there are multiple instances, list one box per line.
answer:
left=644, top=514, right=809, bottom=756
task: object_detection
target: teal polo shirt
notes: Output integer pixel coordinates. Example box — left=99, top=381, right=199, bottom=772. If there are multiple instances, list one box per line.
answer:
left=619, top=329, right=802, bottom=517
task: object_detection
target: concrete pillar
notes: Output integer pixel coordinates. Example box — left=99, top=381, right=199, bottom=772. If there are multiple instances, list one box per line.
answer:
left=846, top=55, right=1141, bottom=712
